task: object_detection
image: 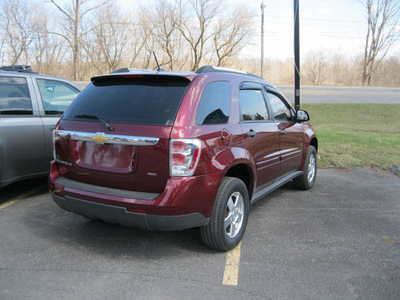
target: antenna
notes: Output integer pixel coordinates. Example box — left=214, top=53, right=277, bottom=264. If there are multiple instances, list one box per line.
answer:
left=152, top=51, right=164, bottom=72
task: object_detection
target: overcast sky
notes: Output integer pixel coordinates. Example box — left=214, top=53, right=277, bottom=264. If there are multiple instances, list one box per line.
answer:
left=219, top=0, right=393, bottom=60
left=253, top=0, right=369, bottom=59
left=118, top=0, right=399, bottom=60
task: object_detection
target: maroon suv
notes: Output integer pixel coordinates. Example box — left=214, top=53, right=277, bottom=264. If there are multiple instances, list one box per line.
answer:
left=49, top=66, right=318, bottom=251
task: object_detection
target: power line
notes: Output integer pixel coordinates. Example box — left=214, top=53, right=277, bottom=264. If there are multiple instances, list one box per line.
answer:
left=267, top=14, right=366, bottom=24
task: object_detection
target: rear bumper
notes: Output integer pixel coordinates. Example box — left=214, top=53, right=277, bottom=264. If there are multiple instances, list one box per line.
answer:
left=52, top=194, right=209, bottom=231
left=49, top=163, right=224, bottom=231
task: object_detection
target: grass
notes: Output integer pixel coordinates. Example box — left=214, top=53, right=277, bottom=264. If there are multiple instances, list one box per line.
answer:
left=301, top=104, right=400, bottom=169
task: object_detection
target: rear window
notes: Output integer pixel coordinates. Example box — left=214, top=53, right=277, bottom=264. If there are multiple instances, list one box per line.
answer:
left=63, top=76, right=190, bottom=126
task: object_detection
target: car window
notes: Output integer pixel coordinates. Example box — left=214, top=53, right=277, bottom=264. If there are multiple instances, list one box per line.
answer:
left=63, top=76, right=190, bottom=126
left=36, top=79, right=80, bottom=115
left=196, top=81, right=230, bottom=125
left=0, top=76, right=33, bottom=115
left=267, top=92, right=293, bottom=121
left=239, top=89, right=269, bottom=121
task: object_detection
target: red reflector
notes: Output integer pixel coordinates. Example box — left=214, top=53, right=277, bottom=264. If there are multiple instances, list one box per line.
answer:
left=49, top=161, right=62, bottom=182
left=189, top=147, right=200, bottom=169
left=127, top=208, right=146, bottom=214
left=54, top=189, right=64, bottom=198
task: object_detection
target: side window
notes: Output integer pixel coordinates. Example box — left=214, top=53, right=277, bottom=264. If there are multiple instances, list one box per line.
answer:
left=196, top=81, right=231, bottom=125
left=36, top=79, right=80, bottom=115
left=0, top=76, right=33, bottom=115
left=267, top=92, right=293, bottom=121
left=239, top=89, right=269, bottom=121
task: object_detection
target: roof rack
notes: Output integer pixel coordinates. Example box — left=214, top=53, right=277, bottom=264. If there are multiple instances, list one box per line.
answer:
left=195, top=65, right=262, bottom=79
left=0, top=65, right=34, bottom=73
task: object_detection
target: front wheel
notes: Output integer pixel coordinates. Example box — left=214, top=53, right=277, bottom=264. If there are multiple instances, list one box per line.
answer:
left=200, top=177, right=249, bottom=251
left=293, top=145, right=317, bottom=190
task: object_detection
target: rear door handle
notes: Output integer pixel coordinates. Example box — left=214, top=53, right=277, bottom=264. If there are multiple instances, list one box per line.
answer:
left=280, top=129, right=287, bottom=135
left=247, top=130, right=256, bottom=137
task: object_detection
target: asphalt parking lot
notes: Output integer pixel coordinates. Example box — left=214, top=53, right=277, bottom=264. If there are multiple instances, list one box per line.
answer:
left=1, top=168, right=399, bottom=300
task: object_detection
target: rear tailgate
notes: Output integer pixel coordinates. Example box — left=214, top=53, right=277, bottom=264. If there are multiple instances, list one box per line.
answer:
left=53, top=74, right=192, bottom=193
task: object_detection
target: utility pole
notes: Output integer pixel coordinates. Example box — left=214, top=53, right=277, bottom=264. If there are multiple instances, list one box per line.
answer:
left=261, top=1, right=265, bottom=78
left=294, top=0, right=300, bottom=111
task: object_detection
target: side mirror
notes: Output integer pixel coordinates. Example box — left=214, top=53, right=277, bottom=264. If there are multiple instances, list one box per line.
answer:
left=45, top=86, right=55, bottom=93
left=296, top=110, right=309, bottom=122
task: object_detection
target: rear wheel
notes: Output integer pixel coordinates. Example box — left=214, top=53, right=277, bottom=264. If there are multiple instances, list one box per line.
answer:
left=200, top=177, right=249, bottom=251
left=293, top=145, right=317, bottom=190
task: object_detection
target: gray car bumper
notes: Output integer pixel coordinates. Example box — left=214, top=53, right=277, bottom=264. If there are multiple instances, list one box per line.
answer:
left=52, top=194, right=209, bottom=231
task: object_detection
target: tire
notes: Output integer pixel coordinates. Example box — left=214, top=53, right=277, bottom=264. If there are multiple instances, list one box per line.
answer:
left=293, top=145, right=317, bottom=190
left=200, top=177, right=249, bottom=251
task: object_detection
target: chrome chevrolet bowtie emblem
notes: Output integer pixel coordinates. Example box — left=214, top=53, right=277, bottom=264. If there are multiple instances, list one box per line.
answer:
left=91, top=133, right=108, bottom=144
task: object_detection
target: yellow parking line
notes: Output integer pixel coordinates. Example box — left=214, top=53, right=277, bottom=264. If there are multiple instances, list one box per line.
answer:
left=0, top=186, right=44, bottom=210
left=222, top=242, right=242, bottom=286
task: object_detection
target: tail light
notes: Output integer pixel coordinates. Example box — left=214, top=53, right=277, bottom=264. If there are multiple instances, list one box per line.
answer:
left=170, top=139, right=201, bottom=176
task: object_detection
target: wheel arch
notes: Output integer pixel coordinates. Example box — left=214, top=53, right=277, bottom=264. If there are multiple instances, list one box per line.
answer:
left=310, top=136, right=318, bottom=153
left=299, top=135, right=318, bottom=171
left=225, top=163, right=254, bottom=201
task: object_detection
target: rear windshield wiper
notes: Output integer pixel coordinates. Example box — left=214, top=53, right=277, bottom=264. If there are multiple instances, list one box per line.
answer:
left=73, top=114, right=114, bottom=131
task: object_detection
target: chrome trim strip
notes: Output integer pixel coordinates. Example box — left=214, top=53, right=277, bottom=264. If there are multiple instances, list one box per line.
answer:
left=57, top=130, right=159, bottom=146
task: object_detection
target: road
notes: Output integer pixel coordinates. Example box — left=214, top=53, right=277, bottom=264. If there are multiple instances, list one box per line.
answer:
left=76, top=81, right=399, bottom=104
left=1, top=169, right=399, bottom=299
left=278, top=85, right=400, bottom=104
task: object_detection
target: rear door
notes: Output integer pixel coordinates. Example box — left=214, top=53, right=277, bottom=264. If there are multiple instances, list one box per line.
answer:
left=238, top=82, right=280, bottom=191
left=0, top=74, right=45, bottom=185
left=33, top=77, right=81, bottom=169
left=54, top=75, right=191, bottom=193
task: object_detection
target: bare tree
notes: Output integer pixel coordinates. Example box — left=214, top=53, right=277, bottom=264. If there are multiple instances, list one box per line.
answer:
left=48, top=0, right=110, bottom=80
left=374, top=55, right=400, bottom=86
left=126, top=14, right=152, bottom=69
left=212, top=8, right=254, bottom=67
left=302, top=51, right=328, bottom=85
left=85, top=2, right=129, bottom=73
left=146, top=0, right=189, bottom=70
left=1, top=0, right=39, bottom=65
left=33, top=12, right=67, bottom=75
left=360, top=0, right=400, bottom=85
left=0, top=10, right=6, bottom=65
left=176, top=0, right=222, bottom=71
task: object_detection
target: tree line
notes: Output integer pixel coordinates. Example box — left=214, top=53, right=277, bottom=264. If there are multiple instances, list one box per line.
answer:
left=1, top=0, right=399, bottom=87
left=0, top=0, right=254, bottom=80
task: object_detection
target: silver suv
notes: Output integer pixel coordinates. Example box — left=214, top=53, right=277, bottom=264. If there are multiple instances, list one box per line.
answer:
left=0, top=69, right=81, bottom=188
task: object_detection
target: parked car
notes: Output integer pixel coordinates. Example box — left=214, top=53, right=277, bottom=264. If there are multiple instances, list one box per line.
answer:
left=49, top=66, right=318, bottom=251
left=0, top=68, right=81, bottom=188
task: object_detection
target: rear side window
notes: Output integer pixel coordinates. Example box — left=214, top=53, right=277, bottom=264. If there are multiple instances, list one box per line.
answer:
left=196, top=81, right=230, bottom=125
left=36, top=79, right=80, bottom=115
left=239, top=89, right=269, bottom=121
left=0, top=76, right=32, bottom=115
left=63, top=76, right=190, bottom=126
